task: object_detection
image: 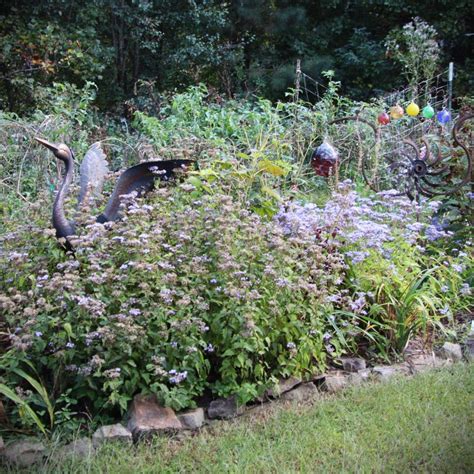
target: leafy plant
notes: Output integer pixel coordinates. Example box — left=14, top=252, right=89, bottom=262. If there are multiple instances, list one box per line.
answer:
left=0, top=357, right=54, bottom=435
left=0, top=178, right=357, bottom=431
left=373, top=270, right=441, bottom=352
left=385, top=17, right=441, bottom=93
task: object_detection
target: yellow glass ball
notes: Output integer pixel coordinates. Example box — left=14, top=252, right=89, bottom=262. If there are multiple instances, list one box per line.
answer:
left=406, top=102, right=420, bottom=117
left=390, top=105, right=404, bottom=119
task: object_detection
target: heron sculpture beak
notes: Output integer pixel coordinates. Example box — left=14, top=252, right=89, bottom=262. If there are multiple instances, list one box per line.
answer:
left=34, top=137, right=60, bottom=153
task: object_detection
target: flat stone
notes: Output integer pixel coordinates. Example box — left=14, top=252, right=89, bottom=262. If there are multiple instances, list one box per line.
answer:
left=58, top=438, right=94, bottom=459
left=347, top=373, right=364, bottom=386
left=281, top=382, right=318, bottom=402
left=323, top=374, right=348, bottom=393
left=372, top=366, right=397, bottom=381
left=92, top=423, right=133, bottom=447
left=3, top=439, right=46, bottom=467
left=265, top=377, right=301, bottom=398
left=406, top=354, right=448, bottom=374
left=341, top=358, right=366, bottom=373
left=358, top=368, right=372, bottom=381
left=391, top=363, right=411, bottom=375
left=465, top=335, right=474, bottom=361
left=127, top=395, right=181, bottom=438
left=178, top=408, right=205, bottom=430
left=440, top=342, right=463, bottom=362
left=207, top=396, right=242, bottom=419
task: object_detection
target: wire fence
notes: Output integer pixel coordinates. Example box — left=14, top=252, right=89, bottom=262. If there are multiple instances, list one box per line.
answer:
left=298, top=65, right=456, bottom=145
left=296, top=64, right=469, bottom=196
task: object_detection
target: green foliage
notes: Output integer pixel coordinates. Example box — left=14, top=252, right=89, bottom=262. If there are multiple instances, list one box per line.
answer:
left=0, top=383, right=47, bottom=435
left=1, top=1, right=473, bottom=111
left=348, top=242, right=473, bottom=353
left=0, top=8, right=111, bottom=113
left=0, top=179, right=357, bottom=431
left=132, top=83, right=329, bottom=215
left=336, top=28, right=398, bottom=98
left=0, top=81, right=101, bottom=231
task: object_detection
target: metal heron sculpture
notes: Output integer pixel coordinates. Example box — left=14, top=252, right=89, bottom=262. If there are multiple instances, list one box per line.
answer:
left=35, top=138, right=194, bottom=247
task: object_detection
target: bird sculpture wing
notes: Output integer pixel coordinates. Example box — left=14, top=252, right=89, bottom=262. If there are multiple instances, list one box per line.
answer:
left=78, top=142, right=109, bottom=206
left=96, top=159, right=195, bottom=223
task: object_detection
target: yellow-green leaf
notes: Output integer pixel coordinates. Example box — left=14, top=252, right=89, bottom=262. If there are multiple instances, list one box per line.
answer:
left=258, top=159, right=287, bottom=177
left=64, top=323, right=74, bottom=338
left=261, top=186, right=282, bottom=201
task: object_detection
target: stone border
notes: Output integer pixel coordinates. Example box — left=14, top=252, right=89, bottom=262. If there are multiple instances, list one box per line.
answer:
left=1, top=342, right=470, bottom=467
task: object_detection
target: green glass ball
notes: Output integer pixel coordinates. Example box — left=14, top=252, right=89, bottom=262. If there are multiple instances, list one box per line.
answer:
left=422, top=105, right=435, bottom=119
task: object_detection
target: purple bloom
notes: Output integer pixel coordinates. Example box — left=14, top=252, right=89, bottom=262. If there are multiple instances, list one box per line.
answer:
left=35, top=331, right=43, bottom=337
left=65, top=342, right=75, bottom=349
left=276, top=278, right=290, bottom=288
left=425, top=225, right=450, bottom=241
left=452, top=264, right=464, bottom=273
left=345, top=250, right=369, bottom=264
left=168, top=370, right=188, bottom=384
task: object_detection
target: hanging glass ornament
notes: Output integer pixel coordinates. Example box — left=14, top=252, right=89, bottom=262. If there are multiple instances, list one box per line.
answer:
left=311, top=141, right=339, bottom=177
left=377, top=112, right=390, bottom=125
left=390, top=104, right=404, bottom=119
left=421, top=104, right=435, bottom=119
left=437, top=109, right=451, bottom=124
left=406, top=102, right=420, bottom=117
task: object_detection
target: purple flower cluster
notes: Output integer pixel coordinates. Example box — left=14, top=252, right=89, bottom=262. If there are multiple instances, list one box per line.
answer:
left=275, top=180, right=449, bottom=264
left=168, top=369, right=188, bottom=384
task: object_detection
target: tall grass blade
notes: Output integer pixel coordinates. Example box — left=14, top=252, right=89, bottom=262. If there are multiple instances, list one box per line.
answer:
left=0, top=383, right=47, bottom=434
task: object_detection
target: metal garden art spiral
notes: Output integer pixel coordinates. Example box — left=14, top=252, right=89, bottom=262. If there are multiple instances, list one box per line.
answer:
left=312, top=112, right=473, bottom=200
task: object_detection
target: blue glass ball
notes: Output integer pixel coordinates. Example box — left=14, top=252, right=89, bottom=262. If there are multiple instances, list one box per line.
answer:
left=437, top=109, right=451, bottom=124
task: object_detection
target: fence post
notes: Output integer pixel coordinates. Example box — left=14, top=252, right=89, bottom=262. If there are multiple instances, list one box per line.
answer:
left=448, top=62, right=454, bottom=112
left=294, top=59, right=301, bottom=103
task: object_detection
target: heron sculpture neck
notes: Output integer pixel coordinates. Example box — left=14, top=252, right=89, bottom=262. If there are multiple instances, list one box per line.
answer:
left=53, top=152, right=76, bottom=239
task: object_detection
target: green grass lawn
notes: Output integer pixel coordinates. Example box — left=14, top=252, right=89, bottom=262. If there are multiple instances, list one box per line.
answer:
left=13, top=364, right=474, bottom=473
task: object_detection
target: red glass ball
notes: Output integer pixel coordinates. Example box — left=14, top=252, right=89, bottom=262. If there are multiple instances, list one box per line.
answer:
left=378, top=112, right=390, bottom=125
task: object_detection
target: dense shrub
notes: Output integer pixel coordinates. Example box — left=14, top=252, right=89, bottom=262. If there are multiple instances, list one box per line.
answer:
left=1, top=175, right=472, bottom=435
left=276, top=181, right=473, bottom=354
left=1, top=179, right=368, bottom=431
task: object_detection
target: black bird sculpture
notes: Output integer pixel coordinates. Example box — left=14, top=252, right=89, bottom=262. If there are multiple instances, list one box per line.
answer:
left=35, top=138, right=194, bottom=246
